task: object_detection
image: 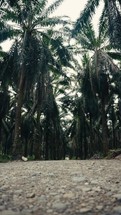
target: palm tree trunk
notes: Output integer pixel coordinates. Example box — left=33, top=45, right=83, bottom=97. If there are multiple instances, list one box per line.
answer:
left=0, top=118, right=2, bottom=153
left=12, top=31, right=29, bottom=159
left=112, top=122, right=116, bottom=149
left=101, top=102, right=109, bottom=156
left=33, top=75, right=44, bottom=160
left=89, top=113, right=94, bottom=156
left=12, top=68, right=25, bottom=158
left=33, top=110, right=42, bottom=160
left=83, top=120, right=88, bottom=159
left=45, top=128, right=49, bottom=160
left=24, top=138, right=28, bottom=157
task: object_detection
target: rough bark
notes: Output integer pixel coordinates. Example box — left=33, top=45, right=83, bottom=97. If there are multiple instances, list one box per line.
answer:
left=101, top=102, right=109, bottom=156
left=12, top=31, right=29, bottom=159
left=12, top=69, right=25, bottom=159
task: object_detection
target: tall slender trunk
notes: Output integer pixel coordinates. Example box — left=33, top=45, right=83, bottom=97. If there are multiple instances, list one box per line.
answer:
left=79, top=133, right=83, bottom=159
left=111, top=107, right=116, bottom=149
left=45, top=126, right=49, bottom=160
left=29, top=138, right=34, bottom=157
left=33, top=74, right=44, bottom=160
left=24, top=138, right=28, bottom=157
left=12, top=69, right=25, bottom=158
left=112, top=122, right=116, bottom=148
left=83, top=119, right=88, bottom=159
left=89, top=114, right=93, bottom=156
left=12, top=31, right=29, bottom=159
left=34, top=110, right=42, bottom=160
left=0, top=118, right=2, bottom=153
left=101, top=102, right=109, bottom=156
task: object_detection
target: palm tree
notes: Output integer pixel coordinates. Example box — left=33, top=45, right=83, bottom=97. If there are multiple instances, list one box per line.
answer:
left=72, top=22, right=120, bottom=156
left=1, top=0, right=71, bottom=159
left=72, top=0, right=121, bottom=49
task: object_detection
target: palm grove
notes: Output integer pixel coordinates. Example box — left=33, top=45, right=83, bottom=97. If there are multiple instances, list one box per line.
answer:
left=0, top=0, right=121, bottom=160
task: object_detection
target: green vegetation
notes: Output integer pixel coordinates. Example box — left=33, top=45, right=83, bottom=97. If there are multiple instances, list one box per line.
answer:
left=0, top=0, right=121, bottom=161
left=0, top=153, right=12, bottom=163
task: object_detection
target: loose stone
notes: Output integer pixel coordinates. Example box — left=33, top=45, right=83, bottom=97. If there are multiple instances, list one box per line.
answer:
left=63, top=191, right=74, bottom=198
left=26, top=193, right=35, bottom=198
left=81, top=187, right=92, bottom=192
left=79, top=207, right=92, bottom=213
left=14, top=190, right=23, bottom=195
left=72, top=176, right=86, bottom=182
left=52, top=201, right=68, bottom=212
left=0, top=205, right=5, bottom=211
left=113, top=194, right=121, bottom=201
left=96, top=205, right=103, bottom=210
left=113, top=206, right=121, bottom=213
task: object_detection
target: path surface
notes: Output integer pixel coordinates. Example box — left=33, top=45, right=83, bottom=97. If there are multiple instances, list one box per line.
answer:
left=0, top=160, right=121, bottom=215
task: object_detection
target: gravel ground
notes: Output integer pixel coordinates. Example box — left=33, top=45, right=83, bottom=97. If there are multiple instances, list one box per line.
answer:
left=0, top=160, right=121, bottom=215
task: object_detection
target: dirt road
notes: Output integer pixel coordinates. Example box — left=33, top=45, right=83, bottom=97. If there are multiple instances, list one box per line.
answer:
left=0, top=160, right=121, bottom=215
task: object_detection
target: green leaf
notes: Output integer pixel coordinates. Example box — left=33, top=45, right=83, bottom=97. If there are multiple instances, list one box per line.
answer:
left=72, top=0, right=100, bottom=36
left=44, top=0, right=65, bottom=16
left=107, top=52, right=121, bottom=61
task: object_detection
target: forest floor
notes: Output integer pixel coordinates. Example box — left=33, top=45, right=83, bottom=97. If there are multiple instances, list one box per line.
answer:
left=0, top=159, right=121, bottom=215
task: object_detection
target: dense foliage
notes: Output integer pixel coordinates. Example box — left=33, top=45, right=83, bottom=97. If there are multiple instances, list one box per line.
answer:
left=0, top=0, right=121, bottom=160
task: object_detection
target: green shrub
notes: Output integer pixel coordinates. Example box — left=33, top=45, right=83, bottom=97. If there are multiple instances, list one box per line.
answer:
left=0, top=153, right=12, bottom=163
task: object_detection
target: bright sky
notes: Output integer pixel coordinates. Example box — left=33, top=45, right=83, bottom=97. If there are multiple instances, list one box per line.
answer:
left=51, top=0, right=86, bottom=20
left=52, top=0, right=104, bottom=31
left=1, top=0, right=104, bottom=51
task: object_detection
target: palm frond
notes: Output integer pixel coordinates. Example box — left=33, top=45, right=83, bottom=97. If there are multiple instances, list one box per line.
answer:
left=0, top=47, right=8, bottom=59
left=0, top=21, right=17, bottom=42
left=0, top=44, right=18, bottom=88
left=32, top=0, right=48, bottom=16
left=44, top=0, right=65, bottom=17
left=34, top=16, right=69, bottom=28
left=94, top=50, right=120, bottom=75
left=99, top=3, right=108, bottom=39
left=1, top=8, right=19, bottom=23
left=75, top=21, right=98, bottom=51
left=72, top=0, right=100, bottom=36
left=76, top=35, right=94, bottom=51
left=106, top=0, right=121, bottom=49
left=106, top=51, right=121, bottom=61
